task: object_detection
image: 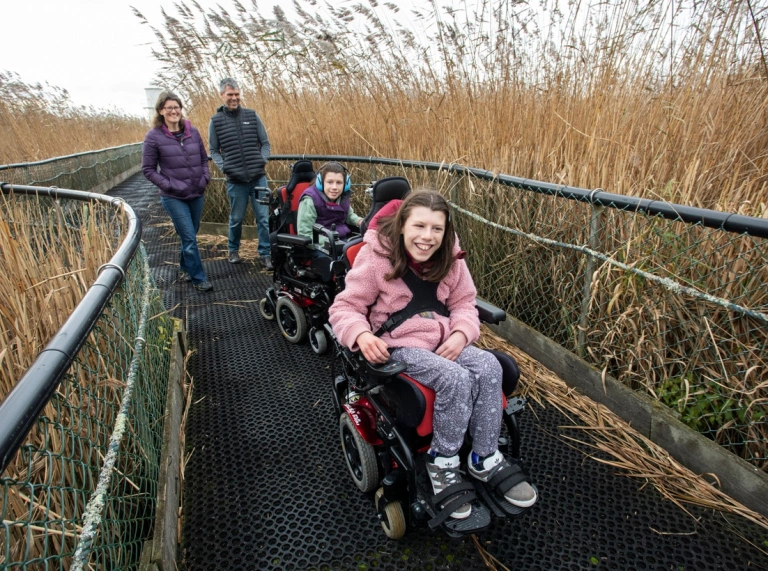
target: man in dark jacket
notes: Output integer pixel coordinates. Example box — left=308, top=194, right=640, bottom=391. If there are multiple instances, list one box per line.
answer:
left=208, top=77, right=273, bottom=270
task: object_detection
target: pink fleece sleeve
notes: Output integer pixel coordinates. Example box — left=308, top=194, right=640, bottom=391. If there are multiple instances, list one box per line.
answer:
left=328, top=245, right=382, bottom=350
left=445, top=259, right=481, bottom=346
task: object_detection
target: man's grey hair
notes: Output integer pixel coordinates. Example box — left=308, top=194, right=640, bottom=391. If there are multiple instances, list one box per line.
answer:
left=219, top=77, right=239, bottom=93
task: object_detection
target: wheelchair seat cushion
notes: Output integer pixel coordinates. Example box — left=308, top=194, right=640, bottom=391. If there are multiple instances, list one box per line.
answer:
left=379, top=368, right=509, bottom=437
left=379, top=375, right=428, bottom=432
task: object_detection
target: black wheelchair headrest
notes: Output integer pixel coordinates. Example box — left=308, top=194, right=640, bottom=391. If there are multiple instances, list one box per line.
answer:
left=285, top=160, right=316, bottom=194
left=292, top=159, right=314, bottom=174
left=371, top=176, right=411, bottom=203
left=361, top=176, right=411, bottom=235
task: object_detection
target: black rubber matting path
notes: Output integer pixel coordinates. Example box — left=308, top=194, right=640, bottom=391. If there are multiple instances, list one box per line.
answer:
left=109, top=174, right=768, bottom=571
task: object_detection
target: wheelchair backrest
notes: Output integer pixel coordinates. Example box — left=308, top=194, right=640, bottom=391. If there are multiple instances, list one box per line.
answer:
left=360, top=176, right=411, bottom=235
left=277, top=160, right=315, bottom=234
left=341, top=176, right=412, bottom=270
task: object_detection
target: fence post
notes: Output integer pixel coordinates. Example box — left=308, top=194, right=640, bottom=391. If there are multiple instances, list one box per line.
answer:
left=577, top=203, right=603, bottom=357
left=450, top=170, right=460, bottom=206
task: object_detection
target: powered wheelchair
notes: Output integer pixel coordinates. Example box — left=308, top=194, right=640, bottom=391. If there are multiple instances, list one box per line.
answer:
left=325, top=182, right=537, bottom=539
left=258, top=160, right=353, bottom=354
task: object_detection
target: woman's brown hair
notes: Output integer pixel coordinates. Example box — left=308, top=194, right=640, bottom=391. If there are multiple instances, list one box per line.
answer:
left=377, top=190, right=456, bottom=283
left=152, top=91, right=184, bottom=129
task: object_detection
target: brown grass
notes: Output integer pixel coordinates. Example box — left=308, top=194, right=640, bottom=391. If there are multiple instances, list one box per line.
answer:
left=0, top=194, right=118, bottom=382
left=0, top=71, right=147, bottom=164
left=140, top=0, right=768, bottom=214
left=477, top=326, right=768, bottom=533
left=0, top=193, right=122, bottom=564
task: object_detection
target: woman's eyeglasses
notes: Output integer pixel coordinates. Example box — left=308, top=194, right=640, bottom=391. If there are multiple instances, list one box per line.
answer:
left=163, top=106, right=182, bottom=112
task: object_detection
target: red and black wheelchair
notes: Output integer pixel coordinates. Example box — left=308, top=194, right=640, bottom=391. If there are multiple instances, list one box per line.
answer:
left=325, top=177, right=537, bottom=539
left=258, top=160, right=352, bottom=354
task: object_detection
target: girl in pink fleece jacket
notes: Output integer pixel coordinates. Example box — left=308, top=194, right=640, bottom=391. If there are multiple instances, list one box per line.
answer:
left=329, top=190, right=537, bottom=521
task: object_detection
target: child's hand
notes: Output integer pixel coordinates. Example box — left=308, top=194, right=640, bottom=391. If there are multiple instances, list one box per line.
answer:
left=357, top=332, right=390, bottom=364
left=435, top=331, right=468, bottom=361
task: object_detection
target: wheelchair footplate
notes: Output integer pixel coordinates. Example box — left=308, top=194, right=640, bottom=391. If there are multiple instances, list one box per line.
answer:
left=414, top=458, right=491, bottom=538
left=470, top=454, right=538, bottom=518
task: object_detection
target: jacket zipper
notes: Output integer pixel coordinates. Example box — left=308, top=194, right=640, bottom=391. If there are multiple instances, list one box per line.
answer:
left=235, top=112, right=247, bottom=174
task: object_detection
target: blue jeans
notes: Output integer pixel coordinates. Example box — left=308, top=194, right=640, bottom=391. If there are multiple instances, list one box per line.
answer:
left=227, top=176, right=270, bottom=257
left=160, top=195, right=207, bottom=284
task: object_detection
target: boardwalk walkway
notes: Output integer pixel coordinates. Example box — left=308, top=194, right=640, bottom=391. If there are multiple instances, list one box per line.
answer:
left=110, top=173, right=768, bottom=571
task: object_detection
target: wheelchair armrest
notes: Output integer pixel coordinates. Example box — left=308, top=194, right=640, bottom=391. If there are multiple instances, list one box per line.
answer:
left=476, top=297, right=506, bottom=324
left=366, top=359, right=408, bottom=379
left=277, top=233, right=312, bottom=247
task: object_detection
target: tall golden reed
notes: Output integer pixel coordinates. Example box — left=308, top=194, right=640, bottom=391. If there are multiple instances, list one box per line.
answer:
left=137, top=0, right=768, bottom=215
left=0, top=195, right=121, bottom=563
left=134, top=0, right=767, bottom=468
left=0, top=71, right=147, bottom=164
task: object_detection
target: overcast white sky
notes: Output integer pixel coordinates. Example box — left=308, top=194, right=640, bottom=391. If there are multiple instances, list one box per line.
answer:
left=2, top=0, right=425, bottom=117
left=0, top=0, right=217, bottom=116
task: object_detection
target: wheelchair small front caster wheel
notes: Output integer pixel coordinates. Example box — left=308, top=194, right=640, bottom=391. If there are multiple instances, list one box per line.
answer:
left=259, top=297, right=275, bottom=321
left=276, top=297, right=307, bottom=343
left=309, top=327, right=328, bottom=354
left=375, top=487, right=406, bottom=540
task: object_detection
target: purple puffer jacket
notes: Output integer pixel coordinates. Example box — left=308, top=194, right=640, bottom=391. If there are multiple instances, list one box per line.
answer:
left=142, top=120, right=210, bottom=200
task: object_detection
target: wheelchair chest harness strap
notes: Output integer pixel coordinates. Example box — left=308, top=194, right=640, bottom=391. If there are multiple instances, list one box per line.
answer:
left=374, top=269, right=450, bottom=336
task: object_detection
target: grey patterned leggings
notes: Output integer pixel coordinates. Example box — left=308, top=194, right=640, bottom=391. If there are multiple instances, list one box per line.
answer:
left=390, top=345, right=504, bottom=457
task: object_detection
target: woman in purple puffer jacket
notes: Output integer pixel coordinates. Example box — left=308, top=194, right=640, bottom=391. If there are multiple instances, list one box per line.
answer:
left=142, top=91, right=213, bottom=291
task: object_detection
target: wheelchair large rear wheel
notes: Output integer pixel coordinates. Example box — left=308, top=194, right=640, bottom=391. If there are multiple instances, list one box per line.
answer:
left=259, top=297, right=275, bottom=321
left=276, top=297, right=308, bottom=343
left=340, top=413, right=379, bottom=493
left=375, top=487, right=406, bottom=540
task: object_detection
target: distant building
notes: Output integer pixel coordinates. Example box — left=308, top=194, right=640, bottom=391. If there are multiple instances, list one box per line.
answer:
left=144, top=87, right=163, bottom=123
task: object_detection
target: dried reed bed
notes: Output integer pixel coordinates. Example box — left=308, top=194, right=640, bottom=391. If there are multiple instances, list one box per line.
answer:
left=0, top=193, right=122, bottom=565
left=476, top=327, right=768, bottom=533
left=0, top=71, right=146, bottom=164
left=140, top=0, right=768, bottom=214
left=412, top=166, right=768, bottom=469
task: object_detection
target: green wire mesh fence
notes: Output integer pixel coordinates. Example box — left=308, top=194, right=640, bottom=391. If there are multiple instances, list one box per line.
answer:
left=248, top=157, right=766, bottom=473
left=0, top=144, right=142, bottom=190
left=1, top=148, right=174, bottom=569
left=1, top=251, right=172, bottom=569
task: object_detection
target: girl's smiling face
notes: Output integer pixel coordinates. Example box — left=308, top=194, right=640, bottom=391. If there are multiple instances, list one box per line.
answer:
left=322, top=172, right=345, bottom=200
left=401, top=206, right=446, bottom=262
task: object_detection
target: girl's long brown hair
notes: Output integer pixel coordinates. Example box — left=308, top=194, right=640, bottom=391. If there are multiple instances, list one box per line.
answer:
left=377, top=190, right=456, bottom=282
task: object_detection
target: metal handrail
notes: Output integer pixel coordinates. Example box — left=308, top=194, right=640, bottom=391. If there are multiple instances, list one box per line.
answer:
left=0, top=143, right=142, bottom=171
left=0, top=183, right=142, bottom=472
left=270, top=155, right=768, bottom=239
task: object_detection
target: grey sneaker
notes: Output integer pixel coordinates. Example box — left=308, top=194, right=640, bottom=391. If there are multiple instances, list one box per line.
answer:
left=193, top=281, right=213, bottom=292
left=425, top=454, right=472, bottom=519
left=262, top=255, right=274, bottom=271
left=229, top=251, right=242, bottom=264
left=468, top=450, right=537, bottom=508
left=179, top=270, right=192, bottom=282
